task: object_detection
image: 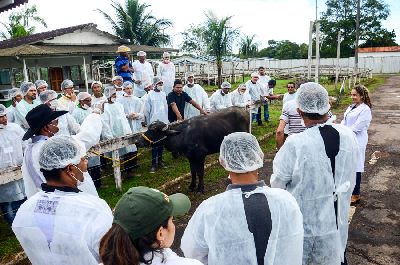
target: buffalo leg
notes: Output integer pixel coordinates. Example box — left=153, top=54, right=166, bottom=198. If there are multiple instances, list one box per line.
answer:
left=188, top=159, right=197, bottom=192
left=196, top=156, right=206, bottom=193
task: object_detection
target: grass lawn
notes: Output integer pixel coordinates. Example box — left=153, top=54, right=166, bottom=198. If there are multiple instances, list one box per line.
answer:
left=0, top=75, right=387, bottom=262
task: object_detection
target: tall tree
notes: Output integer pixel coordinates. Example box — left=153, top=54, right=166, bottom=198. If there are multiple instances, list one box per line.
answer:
left=202, top=11, right=239, bottom=87
left=0, top=4, right=47, bottom=40
left=320, top=0, right=396, bottom=57
left=180, top=24, right=207, bottom=56
left=257, top=40, right=308, bottom=59
left=97, top=0, right=172, bottom=46
left=239, top=34, right=259, bottom=58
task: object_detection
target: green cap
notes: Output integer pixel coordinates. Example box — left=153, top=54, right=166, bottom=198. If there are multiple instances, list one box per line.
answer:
left=113, top=186, right=191, bottom=241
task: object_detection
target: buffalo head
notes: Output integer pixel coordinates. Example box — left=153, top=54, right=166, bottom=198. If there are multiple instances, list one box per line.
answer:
left=137, top=121, right=180, bottom=147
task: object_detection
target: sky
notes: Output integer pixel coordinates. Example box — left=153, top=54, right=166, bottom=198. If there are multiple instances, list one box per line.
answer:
left=0, top=0, right=399, bottom=50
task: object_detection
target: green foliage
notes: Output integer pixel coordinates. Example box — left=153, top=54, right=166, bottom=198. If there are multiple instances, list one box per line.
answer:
left=239, top=34, right=259, bottom=58
left=180, top=24, right=207, bottom=56
left=257, top=40, right=308, bottom=59
left=0, top=4, right=47, bottom=40
left=360, top=29, right=398, bottom=48
left=97, top=0, right=172, bottom=46
left=320, top=0, right=396, bottom=57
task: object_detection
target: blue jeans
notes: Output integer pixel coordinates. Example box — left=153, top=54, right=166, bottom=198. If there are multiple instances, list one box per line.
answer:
left=0, top=198, right=26, bottom=225
left=151, top=145, right=164, bottom=166
left=264, top=103, right=269, bottom=121
left=251, top=107, right=262, bottom=124
left=352, top=172, right=361, bottom=195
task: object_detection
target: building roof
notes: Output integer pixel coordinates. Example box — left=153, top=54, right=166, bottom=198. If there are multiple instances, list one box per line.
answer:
left=0, top=23, right=124, bottom=49
left=0, top=44, right=178, bottom=57
left=0, top=0, right=28, bottom=13
left=358, top=46, right=400, bottom=53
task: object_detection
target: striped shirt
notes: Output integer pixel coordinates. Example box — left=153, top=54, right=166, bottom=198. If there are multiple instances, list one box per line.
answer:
left=280, top=100, right=304, bottom=135
left=115, top=55, right=132, bottom=81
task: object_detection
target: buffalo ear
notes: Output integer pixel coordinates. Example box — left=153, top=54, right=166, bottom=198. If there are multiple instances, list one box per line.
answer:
left=166, top=129, right=180, bottom=136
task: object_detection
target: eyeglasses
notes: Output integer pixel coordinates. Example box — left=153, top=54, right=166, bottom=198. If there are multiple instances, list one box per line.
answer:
left=287, top=86, right=295, bottom=88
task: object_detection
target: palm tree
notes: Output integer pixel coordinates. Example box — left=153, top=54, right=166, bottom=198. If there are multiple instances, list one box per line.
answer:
left=0, top=4, right=47, bottom=40
left=97, top=0, right=172, bottom=46
left=239, top=34, right=259, bottom=58
left=202, top=11, right=239, bottom=87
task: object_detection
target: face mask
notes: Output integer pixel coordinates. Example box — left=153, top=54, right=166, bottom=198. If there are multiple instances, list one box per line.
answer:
left=0, top=124, right=6, bottom=129
left=82, top=104, right=89, bottom=110
left=110, top=97, right=116, bottom=103
left=49, top=100, right=58, bottom=110
left=71, top=165, right=85, bottom=186
left=157, top=85, right=164, bottom=91
left=239, top=90, right=246, bottom=95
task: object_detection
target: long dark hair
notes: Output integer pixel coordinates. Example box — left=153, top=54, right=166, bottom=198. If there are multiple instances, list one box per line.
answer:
left=100, top=218, right=169, bottom=265
left=353, top=84, right=372, bottom=108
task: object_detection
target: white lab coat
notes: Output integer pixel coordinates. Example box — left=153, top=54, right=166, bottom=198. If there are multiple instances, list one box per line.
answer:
left=341, top=103, right=372, bottom=172
left=158, top=61, right=175, bottom=96
left=209, top=90, right=232, bottom=112
left=0, top=123, right=26, bottom=202
left=270, top=123, right=359, bottom=264
left=132, top=60, right=154, bottom=98
left=72, top=107, right=91, bottom=125
left=245, top=80, right=263, bottom=114
left=144, top=90, right=169, bottom=124
left=181, top=186, right=304, bottom=265
left=258, top=75, right=271, bottom=96
left=14, top=99, right=40, bottom=130
left=56, top=112, right=80, bottom=136
left=117, top=95, right=145, bottom=133
left=183, top=84, right=210, bottom=119
left=12, top=189, right=113, bottom=265
left=91, top=95, right=107, bottom=106
left=57, top=95, right=76, bottom=114
left=6, top=105, right=17, bottom=123
left=22, top=114, right=103, bottom=198
left=230, top=89, right=251, bottom=108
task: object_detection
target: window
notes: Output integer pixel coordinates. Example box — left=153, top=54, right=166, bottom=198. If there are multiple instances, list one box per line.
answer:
left=0, top=69, right=11, bottom=85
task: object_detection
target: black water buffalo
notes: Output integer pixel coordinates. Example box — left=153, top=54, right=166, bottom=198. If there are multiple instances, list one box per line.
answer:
left=137, top=107, right=250, bottom=193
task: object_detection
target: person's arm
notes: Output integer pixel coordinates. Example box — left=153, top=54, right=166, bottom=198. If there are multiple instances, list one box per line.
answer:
left=276, top=119, right=287, bottom=149
left=270, top=140, right=295, bottom=189
left=170, top=102, right=183, bottom=121
left=350, top=108, right=372, bottom=133
left=189, top=100, right=207, bottom=115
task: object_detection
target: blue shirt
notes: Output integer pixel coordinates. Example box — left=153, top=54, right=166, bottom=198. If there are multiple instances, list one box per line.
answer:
left=115, top=55, right=132, bottom=81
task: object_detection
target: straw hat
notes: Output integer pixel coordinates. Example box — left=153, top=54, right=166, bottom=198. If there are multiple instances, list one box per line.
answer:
left=117, top=45, right=131, bottom=53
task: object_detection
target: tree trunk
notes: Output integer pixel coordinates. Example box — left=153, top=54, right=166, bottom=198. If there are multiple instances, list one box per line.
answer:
left=217, top=60, right=222, bottom=88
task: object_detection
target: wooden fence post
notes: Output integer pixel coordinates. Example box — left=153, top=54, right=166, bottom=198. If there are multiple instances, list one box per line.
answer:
left=112, top=150, right=122, bottom=191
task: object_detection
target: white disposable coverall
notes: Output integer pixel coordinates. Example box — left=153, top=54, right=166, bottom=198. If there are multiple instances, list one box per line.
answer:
left=0, top=123, right=26, bottom=202
left=270, top=123, right=359, bottom=264
left=230, top=89, right=251, bottom=107
left=14, top=99, right=40, bottom=130
left=57, top=95, right=76, bottom=114
left=132, top=60, right=154, bottom=98
left=6, top=105, right=17, bottom=123
left=91, top=95, right=107, bottom=105
left=209, top=90, right=232, bottom=112
left=181, top=186, right=304, bottom=265
left=56, top=113, right=80, bottom=136
left=22, top=113, right=102, bottom=198
left=183, top=84, right=210, bottom=119
left=158, top=61, right=175, bottom=96
left=12, top=190, right=113, bottom=265
left=341, top=103, right=372, bottom=172
left=117, top=95, right=145, bottom=133
left=258, top=75, right=271, bottom=96
left=144, top=90, right=169, bottom=124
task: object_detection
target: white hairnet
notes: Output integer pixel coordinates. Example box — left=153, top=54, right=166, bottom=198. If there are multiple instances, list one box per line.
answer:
left=238, top=84, right=246, bottom=90
left=137, top=51, right=146, bottom=56
left=251, top=72, right=260, bottom=78
left=91, top=81, right=102, bottom=88
left=77, top=92, right=91, bottom=101
left=20, top=82, right=36, bottom=96
left=122, top=81, right=133, bottom=89
left=296, top=82, right=330, bottom=115
left=39, top=135, right=86, bottom=171
left=153, top=76, right=163, bottom=85
left=104, top=86, right=116, bottom=98
left=8, top=88, right=22, bottom=98
left=39, top=90, right=58, bottom=103
left=163, top=52, right=170, bottom=58
left=35, top=80, right=48, bottom=88
left=221, top=81, right=231, bottom=89
left=185, top=72, right=194, bottom=80
left=112, top=76, right=123, bottom=82
left=61, top=79, right=74, bottom=90
left=0, top=104, right=6, bottom=116
left=219, top=132, right=264, bottom=173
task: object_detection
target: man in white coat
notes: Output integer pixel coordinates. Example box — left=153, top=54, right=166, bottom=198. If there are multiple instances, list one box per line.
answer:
left=183, top=72, right=210, bottom=119
left=57, top=79, right=77, bottom=114
left=14, top=82, right=39, bottom=130
left=270, top=82, right=359, bottom=265
left=132, top=51, right=154, bottom=98
left=13, top=136, right=113, bottom=265
left=6, top=88, right=23, bottom=123
left=181, top=132, right=304, bottom=265
left=158, top=52, right=175, bottom=96
left=209, top=81, right=232, bottom=112
left=230, top=83, right=251, bottom=108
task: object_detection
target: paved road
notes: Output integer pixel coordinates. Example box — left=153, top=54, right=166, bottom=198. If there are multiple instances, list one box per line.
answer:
left=347, top=75, right=400, bottom=264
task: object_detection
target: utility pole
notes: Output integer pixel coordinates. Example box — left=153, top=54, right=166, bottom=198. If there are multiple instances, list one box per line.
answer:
left=335, top=31, right=342, bottom=91
left=307, top=21, right=314, bottom=80
left=354, top=0, right=361, bottom=83
left=315, top=21, right=320, bottom=83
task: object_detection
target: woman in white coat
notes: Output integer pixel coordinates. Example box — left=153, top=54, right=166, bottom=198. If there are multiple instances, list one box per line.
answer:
left=341, top=84, right=372, bottom=204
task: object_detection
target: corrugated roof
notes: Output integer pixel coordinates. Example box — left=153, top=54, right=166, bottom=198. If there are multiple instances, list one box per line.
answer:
left=0, top=0, right=28, bottom=13
left=358, top=46, right=400, bottom=53
left=0, top=23, right=125, bottom=49
left=0, top=44, right=178, bottom=57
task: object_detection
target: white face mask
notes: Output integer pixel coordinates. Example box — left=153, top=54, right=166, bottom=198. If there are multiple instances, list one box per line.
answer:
left=71, top=165, right=85, bottom=186
left=110, top=97, right=116, bottom=103
left=49, top=99, right=58, bottom=110
left=157, top=85, right=164, bottom=91
left=82, top=104, right=90, bottom=110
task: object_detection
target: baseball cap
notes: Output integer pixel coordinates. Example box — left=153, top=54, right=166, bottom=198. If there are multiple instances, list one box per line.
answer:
left=113, top=186, right=191, bottom=241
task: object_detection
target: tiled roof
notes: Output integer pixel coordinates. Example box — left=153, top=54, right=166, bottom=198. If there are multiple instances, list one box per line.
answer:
left=0, top=0, right=28, bottom=13
left=358, top=46, right=400, bottom=53
left=0, top=23, right=123, bottom=49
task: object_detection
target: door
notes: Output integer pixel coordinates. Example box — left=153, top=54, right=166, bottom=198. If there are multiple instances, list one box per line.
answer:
left=49, top=67, right=63, bottom=91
